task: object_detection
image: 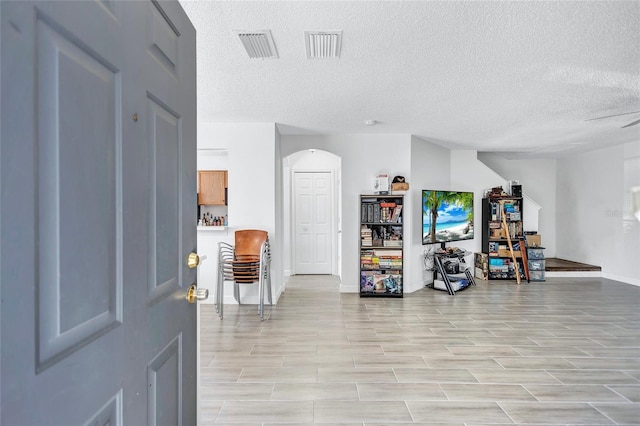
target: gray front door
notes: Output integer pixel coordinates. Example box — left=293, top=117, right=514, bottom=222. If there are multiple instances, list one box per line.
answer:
left=1, top=1, right=198, bottom=424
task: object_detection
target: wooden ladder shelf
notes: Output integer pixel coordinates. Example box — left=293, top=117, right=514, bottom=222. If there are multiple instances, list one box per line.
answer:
left=499, top=200, right=521, bottom=284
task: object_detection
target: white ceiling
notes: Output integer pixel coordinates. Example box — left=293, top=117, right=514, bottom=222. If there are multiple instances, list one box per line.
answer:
left=180, top=1, right=640, bottom=158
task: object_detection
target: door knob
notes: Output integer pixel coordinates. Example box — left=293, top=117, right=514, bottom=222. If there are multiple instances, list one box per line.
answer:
left=186, top=284, right=209, bottom=304
left=187, top=252, right=200, bottom=268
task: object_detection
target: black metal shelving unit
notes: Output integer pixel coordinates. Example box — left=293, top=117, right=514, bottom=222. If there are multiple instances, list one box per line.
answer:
left=359, top=194, right=404, bottom=297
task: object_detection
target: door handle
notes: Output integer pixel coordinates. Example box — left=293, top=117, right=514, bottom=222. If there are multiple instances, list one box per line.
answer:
left=187, top=252, right=207, bottom=269
left=186, top=284, right=209, bottom=303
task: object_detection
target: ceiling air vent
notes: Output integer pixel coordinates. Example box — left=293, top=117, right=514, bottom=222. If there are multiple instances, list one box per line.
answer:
left=305, top=31, right=342, bottom=59
left=234, top=30, right=278, bottom=59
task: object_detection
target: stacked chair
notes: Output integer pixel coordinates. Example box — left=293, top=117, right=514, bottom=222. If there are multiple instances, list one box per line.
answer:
left=216, top=229, right=272, bottom=320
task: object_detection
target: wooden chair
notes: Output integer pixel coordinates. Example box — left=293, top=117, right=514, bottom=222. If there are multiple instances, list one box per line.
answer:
left=216, top=230, right=272, bottom=320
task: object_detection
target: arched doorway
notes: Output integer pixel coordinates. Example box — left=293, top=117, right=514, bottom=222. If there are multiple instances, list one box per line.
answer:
left=283, top=149, right=342, bottom=279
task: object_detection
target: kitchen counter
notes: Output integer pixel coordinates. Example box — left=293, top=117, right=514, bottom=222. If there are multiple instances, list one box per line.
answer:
left=197, top=225, right=228, bottom=233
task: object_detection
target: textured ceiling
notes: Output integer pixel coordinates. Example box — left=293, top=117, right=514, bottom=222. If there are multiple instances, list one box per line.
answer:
left=180, top=1, right=640, bottom=158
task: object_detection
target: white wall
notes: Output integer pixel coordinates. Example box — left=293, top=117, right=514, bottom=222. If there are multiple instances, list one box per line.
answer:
left=273, top=127, right=284, bottom=299
left=197, top=122, right=283, bottom=304
left=478, top=153, right=557, bottom=256
left=409, top=136, right=450, bottom=289
left=199, top=123, right=277, bottom=230
left=450, top=150, right=508, bottom=256
left=197, top=149, right=228, bottom=170
left=556, top=141, right=640, bottom=285
left=281, top=134, right=411, bottom=293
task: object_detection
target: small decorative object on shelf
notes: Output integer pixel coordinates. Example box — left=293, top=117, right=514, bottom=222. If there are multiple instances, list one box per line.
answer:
left=360, top=194, right=404, bottom=297
left=374, top=174, right=390, bottom=195
left=391, top=176, right=409, bottom=192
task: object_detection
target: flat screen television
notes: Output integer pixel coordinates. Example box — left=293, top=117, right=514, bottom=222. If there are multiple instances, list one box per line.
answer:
left=422, top=190, right=474, bottom=245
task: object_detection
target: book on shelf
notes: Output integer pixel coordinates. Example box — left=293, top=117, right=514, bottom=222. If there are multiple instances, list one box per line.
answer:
left=391, top=205, right=402, bottom=223
left=373, top=275, right=386, bottom=292
left=491, top=203, right=500, bottom=221
left=367, top=204, right=374, bottom=222
left=507, top=222, right=523, bottom=239
left=503, top=202, right=516, bottom=213
left=373, top=274, right=402, bottom=294
left=360, top=271, right=378, bottom=293
left=488, top=241, right=499, bottom=255
left=373, top=249, right=402, bottom=257
left=361, top=227, right=372, bottom=246
left=373, top=203, right=381, bottom=223
left=383, top=240, right=402, bottom=247
left=361, top=250, right=374, bottom=266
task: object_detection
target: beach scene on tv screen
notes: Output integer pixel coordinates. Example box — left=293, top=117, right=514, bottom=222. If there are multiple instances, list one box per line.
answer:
left=423, top=191, right=474, bottom=244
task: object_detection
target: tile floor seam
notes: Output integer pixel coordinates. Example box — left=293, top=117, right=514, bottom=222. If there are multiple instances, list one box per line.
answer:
left=606, top=384, right=636, bottom=403
left=495, top=401, right=518, bottom=424
left=589, top=401, right=621, bottom=425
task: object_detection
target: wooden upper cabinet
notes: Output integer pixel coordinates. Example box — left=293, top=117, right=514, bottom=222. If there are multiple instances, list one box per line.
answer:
left=198, top=170, right=227, bottom=205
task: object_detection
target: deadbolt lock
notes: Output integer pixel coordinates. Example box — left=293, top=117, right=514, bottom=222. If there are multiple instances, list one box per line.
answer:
left=187, top=252, right=200, bottom=269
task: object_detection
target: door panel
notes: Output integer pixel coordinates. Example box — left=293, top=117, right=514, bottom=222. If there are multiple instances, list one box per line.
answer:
left=315, top=190, right=329, bottom=264
left=148, top=335, right=181, bottom=426
left=86, top=391, right=123, bottom=426
left=1, top=1, right=197, bottom=424
left=148, top=95, right=181, bottom=302
left=294, top=172, right=333, bottom=274
left=36, top=16, right=123, bottom=370
left=148, top=1, right=180, bottom=77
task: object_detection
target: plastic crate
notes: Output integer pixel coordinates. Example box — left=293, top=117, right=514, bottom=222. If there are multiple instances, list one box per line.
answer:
left=529, top=271, right=545, bottom=281
left=528, top=259, right=545, bottom=271
left=527, top=248, right=545, bottom=260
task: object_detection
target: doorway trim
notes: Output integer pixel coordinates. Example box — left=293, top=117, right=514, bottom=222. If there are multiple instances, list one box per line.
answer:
left=292, top=170, right=336, bottom=275
left=283, top=149, right=342, bottom=279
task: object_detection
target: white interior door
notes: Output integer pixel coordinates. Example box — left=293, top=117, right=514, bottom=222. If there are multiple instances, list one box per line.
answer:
left=1, top=1, right=198, bottom=424
left=294, top=172, right=333, bottom=274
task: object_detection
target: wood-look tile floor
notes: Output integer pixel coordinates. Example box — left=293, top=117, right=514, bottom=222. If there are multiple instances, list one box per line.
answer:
left=200, top=276, right=640, bottom=425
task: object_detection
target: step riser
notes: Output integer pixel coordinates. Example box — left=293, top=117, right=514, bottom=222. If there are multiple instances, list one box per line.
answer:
left=545, top=271, right=601, bottom=278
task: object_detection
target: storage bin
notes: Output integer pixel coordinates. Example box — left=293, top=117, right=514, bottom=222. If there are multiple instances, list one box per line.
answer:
left=525, top=234, right=542, bottom=247
left=528, top=259, right=545, bottom=271
left=527, top=248, right=545, bottom=259
left=529, top=271, right=545, bottom=281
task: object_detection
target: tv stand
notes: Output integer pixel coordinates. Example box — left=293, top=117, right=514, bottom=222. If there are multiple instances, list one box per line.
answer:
left=433, top=249, right=475, bottom=295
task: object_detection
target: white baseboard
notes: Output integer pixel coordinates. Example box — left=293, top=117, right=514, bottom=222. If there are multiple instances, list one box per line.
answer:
left=602, top=272, right=640, bottom=287
left=339, top=284, right=357, bottom=293
left=544, top=271, right=639, bottom=287
left=545, top=271, right=601, bottom=278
